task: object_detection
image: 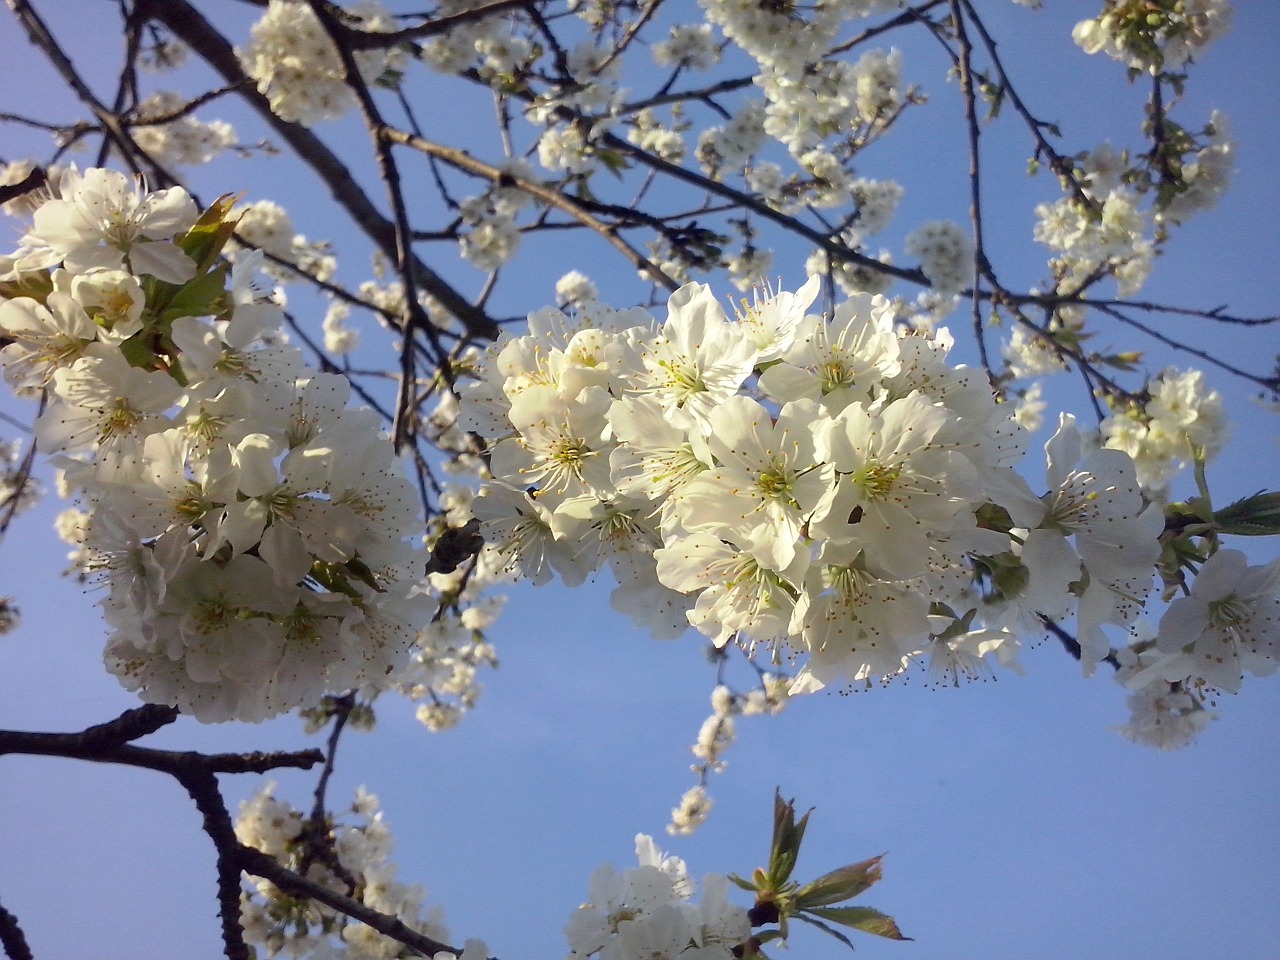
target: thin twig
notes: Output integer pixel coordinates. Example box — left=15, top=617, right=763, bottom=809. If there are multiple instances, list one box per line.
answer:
left=308, top=0, right=452, bottom=449
left=949, top=0, right=994, bottom=382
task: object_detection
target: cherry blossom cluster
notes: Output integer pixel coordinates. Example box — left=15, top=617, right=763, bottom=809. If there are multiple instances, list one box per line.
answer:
left=226, top=0, right=927, bottom=296
left=234, top=198, right=338, bottom=284
left=236, top=783, right=472, bottom=959
left=218, top=0, right=1240, bottom=352
left=1006, top=328, right=1228, bottom=499
left=1033, top=180, right=1154, bottom=298
left=1026, top=93, right=1233, bottom=310
left=672, top=675, right=790, bottom=835
left=565, top=835, right=751, bottom=960
left=0, top=167, right=440, bottom=722
left=1012, top=105, right=1235, bottom=454
left=237, top=0, right=405, bottom=126
left=1116, top=547, right=1279, bottom=749
left=459, top=276, right=1280, bottom=751
left=902, top=221, right=972, bottom=298
left=1100, top=366, right=1227, bottom=498
left=464, top=279, right=1161, bottom=691
left=130, top=91, right=238, bottom=169
left=1073, top=0, right=1233, bottom=75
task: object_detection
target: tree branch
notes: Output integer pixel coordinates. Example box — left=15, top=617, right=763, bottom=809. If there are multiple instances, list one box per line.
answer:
left=175, top=767, right=253, bottom=960
left=383, top=127, right=680, bottom=289
left=237, top=845, right=465, bottom=958
left=138, top=0, right=499, bottom=341
left=0, top=899, right=33, bottom=960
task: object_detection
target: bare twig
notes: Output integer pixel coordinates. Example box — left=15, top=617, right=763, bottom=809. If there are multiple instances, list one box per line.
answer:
left=307, top=0, right=452, bottom=449
left=949, top=0, right=994, bottom=381
left=384, top=127, right=679, bottom=289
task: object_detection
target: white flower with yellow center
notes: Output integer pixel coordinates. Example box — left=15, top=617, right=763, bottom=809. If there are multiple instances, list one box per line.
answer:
left=630, top=282, right=758, bottom=433
left=757, top=292, right=900, bottom=410
left=675, top=396, right=832, bottom=570
left=655, top=530, right=806, bottom=650
left=1025, top=414, right=1163, bottom=666
left=1130, top=550, right=1280, bottom=693
left=789, top=541, right=932, bottom=692
left=491, top=384, right=615, bottom=507
left=810, top=391, right=978, bottom=579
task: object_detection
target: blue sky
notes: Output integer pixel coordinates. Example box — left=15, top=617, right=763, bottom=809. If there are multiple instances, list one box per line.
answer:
left=0, top=3, right=1277, bottom=960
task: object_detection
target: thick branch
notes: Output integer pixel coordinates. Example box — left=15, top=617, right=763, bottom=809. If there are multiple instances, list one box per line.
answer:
left=0, top=899, right=33, bottom=960
left=334, top=0, right=531, bottom=49
left=176, top=768, right=253, bottom=960
left=0, top=710, right=322, bottom=777
left=0, top=707, right=327, bottom=960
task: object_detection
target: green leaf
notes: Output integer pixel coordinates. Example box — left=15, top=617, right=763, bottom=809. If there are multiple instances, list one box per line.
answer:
left=117, top=331, right=162, bottom=371
left=767, top=791, right=810, bottom=887
left=805, top=906, right=911, bottom=941
left=1097, top=351, right=1142, bottom=372
left=975, top=502, right=1015, bottom=535
left=309, top=561, right=361, bottom=599
left=794, top=856, right=884, bottom=909
left=1213, top=490, right=1280, bottom=536
left=178, top=193, right=242, bottom=275
left=727, top=873, right=759, bottom=893
left=595, top=148, right=630, bottom=179
left=0, top=272, right=53, bottom=303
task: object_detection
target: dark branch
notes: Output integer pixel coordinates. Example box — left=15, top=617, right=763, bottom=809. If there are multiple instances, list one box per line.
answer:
left=0, top=899, right=34, bottom=960
left=238, top=845, right=464, bottom=958
left=138, top=0, right=499, bottom=341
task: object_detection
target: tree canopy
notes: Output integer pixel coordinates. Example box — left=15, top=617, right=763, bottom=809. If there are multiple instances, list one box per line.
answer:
left=0, top=2, right=1277, bottom=959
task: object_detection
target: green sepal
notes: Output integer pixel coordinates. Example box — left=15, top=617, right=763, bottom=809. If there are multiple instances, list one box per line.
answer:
left=344, top=556, right=386, bottom=594
left=0, top=272, right=53, bottom=304
left=979, top=551, right=1030, bottom=602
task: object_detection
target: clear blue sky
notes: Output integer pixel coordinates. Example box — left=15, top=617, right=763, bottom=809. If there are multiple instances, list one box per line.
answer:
left=0, top=4, right=1277, bottom=960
